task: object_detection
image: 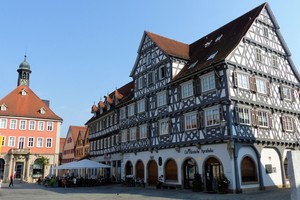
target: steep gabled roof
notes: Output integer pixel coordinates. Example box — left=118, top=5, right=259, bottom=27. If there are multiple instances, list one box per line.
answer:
left=146, top=31, right=190, bottom=60
left=69, top=126, right=87, bottom=143
left=0, top=85, right=62, bottom=121
left=130, top=31, right=189, bottom=77
left=173, top=3, right=266, bottom=80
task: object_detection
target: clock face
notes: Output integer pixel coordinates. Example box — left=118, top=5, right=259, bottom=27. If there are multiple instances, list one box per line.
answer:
left=20, top=79, right=28, bottom=85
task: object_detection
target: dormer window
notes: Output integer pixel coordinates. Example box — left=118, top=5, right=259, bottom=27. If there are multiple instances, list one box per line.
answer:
left=21, top=88, right=27, bottom=96
left=0, top=104, right=7, bottom=111
left=40, top=107, right=46, bottom=115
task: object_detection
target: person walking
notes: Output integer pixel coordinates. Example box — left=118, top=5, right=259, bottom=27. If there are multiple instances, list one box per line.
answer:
left=9, top=174, right=14, bottom=187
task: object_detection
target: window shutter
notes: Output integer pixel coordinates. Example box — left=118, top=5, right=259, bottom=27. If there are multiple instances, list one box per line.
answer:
left=219, top=106, right=224, bottom=122
left=281, top=116, right=286, bottom=131
left=292, top=89, right=296, bottom=102
left=181, top=115, right=185, bottom=131
left=292, top=118, right=296, bottom=132
left=266, top=81, right=270, bottom=96
left=195, top=78, right=201, bottom=95
left=166, top=90, right=171, bottom=105
left=199, top=111, right=205, bottom=129
left=197, top=112, right=200, bottom=129
left=127, top=130, right=130, bottom=141
left=269, top=113, right=273, bottom=129
left=250, top=76, right=256, bottom=92
left=235, top=106, right=240, bottom=124
left=215, top=71, right=221, bottom=89
left=136, top=127, right=140, bottom=140
left=177, top=85, right=181, bottom=101
left=279, top=85, right=284, bottom=100
left=251, top=109, right=257, bottom=127
left=147, top=124, right=151, bottom=138
left=168, top=120, right=171, bottom=135
left=233, top=70, right=238, bottom=87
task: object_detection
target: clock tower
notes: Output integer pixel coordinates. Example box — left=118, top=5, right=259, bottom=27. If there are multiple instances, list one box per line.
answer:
left=17, top=55, right=32, bottom=86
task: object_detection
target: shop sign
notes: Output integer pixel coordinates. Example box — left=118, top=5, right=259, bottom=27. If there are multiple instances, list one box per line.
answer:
left=184, top=148, right=214, bottom=155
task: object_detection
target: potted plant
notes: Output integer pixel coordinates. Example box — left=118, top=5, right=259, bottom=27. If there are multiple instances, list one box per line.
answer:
left=192, top=173, right=202, bottom=192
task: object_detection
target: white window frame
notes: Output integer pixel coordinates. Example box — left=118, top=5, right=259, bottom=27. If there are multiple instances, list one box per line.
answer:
left=257, top=110, right=269, bottom=128
left=38, top=121, right=44, bottom=131
left=37, top=137, right=44, bottom=147
left=181, top=80, right=194, bottom=99
left=138, top=76, right=144, bottom=89
left=201, top=72, right=216, bottom=92
left=120, top=107, right=126, bottom=119
left=256, top=78, right=268, bottom=94
left=205, top=107, right=220, bottom=127
left=237, top=107, right=251, bottom=125
left=18, top=137, right=25, bottom=149
left=185, top=112, right=198, bottom=130
left=47, top=122, right=53, bottom=131
left=8, top=136, right=15, bottom=147
left=46, top=138, right=52, bottom=148
left=121, top=130, right=128, bottom=143
left=157, top=91, right=167, bottom=107
left=282, top=87, right=292, bottom=100
left=10, top=119, right=17, bottom=129
left=137, top=99, right=145, bottom=113
left=127, top=104, right=135, bottom=117
left=0, top=118, right=7, bottom=129
left=147, top=71, right=154, bottom=86
left=237, top=73, right=250, bottom=90
left=271, top=54, right=278, bottom=68
left=283, top=116, right=294, bottom=132
left=139, top=124, right=147, bottom=139
left=159, top=119, right=169, bottom=135
left=263, top=26, right=269, bottom=38
left=28, top=137, right=34, bottom=147
left=19, top=120, right=26, bottom=130
left=256, top=48, right=263, bottom=63
left=129, top=127, right=136, bottom=141
left=29, top=120, right=36, bottom=130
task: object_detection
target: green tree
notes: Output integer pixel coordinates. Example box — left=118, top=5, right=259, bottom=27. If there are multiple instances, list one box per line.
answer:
left=36, top=156, right=49, bottom=178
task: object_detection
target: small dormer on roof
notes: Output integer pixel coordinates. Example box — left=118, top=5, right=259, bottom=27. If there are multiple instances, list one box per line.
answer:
left=114, top=89, right=124, bottom=100
left=91, top=104, right=98, bottom=114
left=105, top=95, right=113, bottom=105
left=20, top=88, right=28, bottom=96
left=0, top=103, right=7, bottom=111
left=39, top=107, right=46, bottom=115
left=98, top=101, right=105, bottom=109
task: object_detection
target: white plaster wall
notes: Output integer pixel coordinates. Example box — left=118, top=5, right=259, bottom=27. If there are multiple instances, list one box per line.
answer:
left=260, top=148, right=282, bottom=187
left=121, top=143, right=234, bottom=186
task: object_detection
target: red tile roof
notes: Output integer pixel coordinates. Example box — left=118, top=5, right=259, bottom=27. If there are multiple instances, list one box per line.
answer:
left=68, top=125, right=87, bottom=143
left=0, top=85, right=62, bottom=121
left=173, top=3, right=265, bottom=80
left=146, top=31, right=190, bottom=60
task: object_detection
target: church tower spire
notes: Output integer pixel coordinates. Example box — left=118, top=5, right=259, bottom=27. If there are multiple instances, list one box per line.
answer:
left=17, top=55, right=32, bottom=86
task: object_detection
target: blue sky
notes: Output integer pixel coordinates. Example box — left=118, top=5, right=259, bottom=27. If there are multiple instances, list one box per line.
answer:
left=0, top=1, right=299, bottom=137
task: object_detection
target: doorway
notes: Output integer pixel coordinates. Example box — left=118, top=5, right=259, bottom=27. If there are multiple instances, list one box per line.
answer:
left=15, top=162, right=24, bottom=180
left=204, top=157, right=223, bottom=192
left=183, top=158, right=198, bottom=189
left=147, top=160, right=158, bottom=186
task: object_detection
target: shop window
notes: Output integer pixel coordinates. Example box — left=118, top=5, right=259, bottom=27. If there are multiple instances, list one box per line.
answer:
left=241, top=156, right=258, bottom=183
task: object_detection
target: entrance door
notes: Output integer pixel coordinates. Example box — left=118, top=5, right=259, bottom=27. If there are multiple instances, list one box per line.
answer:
left=0, top=159, right=5, bottom=179
left=204, top=157, right=223, bottom=192
left=183, top=158, right=198, bottom=189
left=15, top=162, right=24, bottom=179
left=147, top=160, right=158, bottom=186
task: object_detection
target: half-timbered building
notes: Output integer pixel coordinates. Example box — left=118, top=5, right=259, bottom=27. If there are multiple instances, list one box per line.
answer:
left=87, top=3, right=299, bottom=192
